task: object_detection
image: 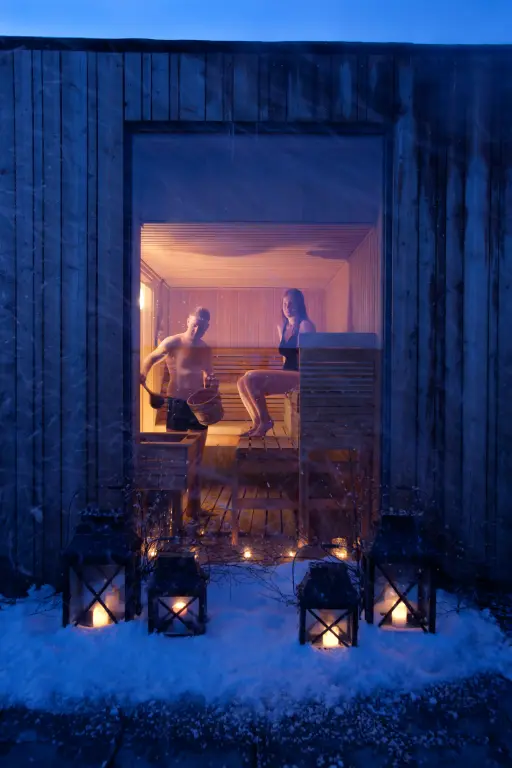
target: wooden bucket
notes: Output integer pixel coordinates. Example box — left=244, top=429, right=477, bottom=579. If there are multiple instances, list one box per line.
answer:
left=187, top=387, right=224, bottom=426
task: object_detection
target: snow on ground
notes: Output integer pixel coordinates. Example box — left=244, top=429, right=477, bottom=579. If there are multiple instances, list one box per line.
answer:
left=0, top=562, right=510, bottom=715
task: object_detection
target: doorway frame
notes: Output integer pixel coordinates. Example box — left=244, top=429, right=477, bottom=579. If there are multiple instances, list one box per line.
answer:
left=123, top=121, right=394, bottom=516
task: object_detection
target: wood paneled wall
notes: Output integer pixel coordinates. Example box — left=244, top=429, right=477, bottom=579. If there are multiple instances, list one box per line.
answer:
left=0, top=40, right=511, bottom=584
left=347, top=227, right=382, bottom=339
left=325, top=262, right=349, bottom=333
left=167, top=288, right=326, bottom=347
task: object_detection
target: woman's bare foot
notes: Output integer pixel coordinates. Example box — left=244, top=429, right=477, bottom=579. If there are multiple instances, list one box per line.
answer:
left=240, top=423, right=258, bottom=438
left=245, top=420, right=274, bottom=438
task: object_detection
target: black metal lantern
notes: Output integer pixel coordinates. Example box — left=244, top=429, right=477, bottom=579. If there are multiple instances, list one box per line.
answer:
left=62, top=509, right=142, bottom=628
left=298, top=562, right=359, bottom=648
left=364, top=515, right=437, bottom=633
left=147, top=553, right=207, bottom=637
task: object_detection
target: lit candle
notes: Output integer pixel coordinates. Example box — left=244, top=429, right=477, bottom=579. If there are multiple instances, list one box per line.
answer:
left=288, top=550, right=296, bottom=558
left=322, top=628, right=339, bottom=648
left=332, top=538, right=349, bottom=560
left=392, top=601, right=408, bottom=627
left=173, top=600, right=187, bottom=615
left=243, top=549, right=252, bottom=560
left=92, top=603, right=109, bottom=628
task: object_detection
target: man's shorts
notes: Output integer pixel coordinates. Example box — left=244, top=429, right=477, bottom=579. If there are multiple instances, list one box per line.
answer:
left=166, top=398, right=207, bottom=432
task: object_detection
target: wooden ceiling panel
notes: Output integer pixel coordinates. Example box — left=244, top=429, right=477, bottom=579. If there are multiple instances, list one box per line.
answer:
left=140, top=223, right=373, bottom=289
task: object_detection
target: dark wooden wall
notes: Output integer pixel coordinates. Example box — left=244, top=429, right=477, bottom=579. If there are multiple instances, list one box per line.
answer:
left=0, top=40, right=511, bottom=585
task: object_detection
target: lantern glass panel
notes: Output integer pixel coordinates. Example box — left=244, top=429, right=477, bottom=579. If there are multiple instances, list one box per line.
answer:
left=69, top=565, right=126, bottom=627
left=373, top=563, right=431, bottom=631
left=155, top=594, right=203, bottom=636
left=305, top=609, right=353, bottom=648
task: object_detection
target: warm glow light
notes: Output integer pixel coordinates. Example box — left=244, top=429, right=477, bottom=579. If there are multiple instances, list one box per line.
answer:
left=243, top=548, right=252, bottom=559
left=173, top=600, right=187, bottom=615
left=322, top=628, right=339, bottom=648
left=148, top=545, right=157, bottom=559
left=392, top=601, right=408, bottom=627
left=332, top=538, right=349, bottom=561
left=288, top=550, right=296, bottom=558
left=92, top=603, right=109, bottom=628
left=139, top=284, right=145, bottom=310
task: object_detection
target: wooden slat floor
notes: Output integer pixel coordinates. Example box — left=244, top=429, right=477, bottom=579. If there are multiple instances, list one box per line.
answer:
left=185, top=482, right=297, bottom=541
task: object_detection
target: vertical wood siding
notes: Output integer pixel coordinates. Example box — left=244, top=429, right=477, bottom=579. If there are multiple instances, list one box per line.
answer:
left=0, top=43, right=510, bottom=584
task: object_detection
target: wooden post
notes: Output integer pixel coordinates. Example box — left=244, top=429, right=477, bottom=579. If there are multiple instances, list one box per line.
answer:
left=298, top=461, right=309, bottom=547
left=231, top=468, right=240, bottom=546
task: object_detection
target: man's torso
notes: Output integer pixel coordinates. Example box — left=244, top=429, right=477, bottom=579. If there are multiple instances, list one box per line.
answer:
left=167, top=336, right=209, bottom=400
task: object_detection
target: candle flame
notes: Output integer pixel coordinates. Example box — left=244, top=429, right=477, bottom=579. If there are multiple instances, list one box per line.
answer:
left=92, top=603, right=109, bottom=628
left=243, top=549, right=252, bottom=559
left=173, top=600, right=187, bottom=615
left=322, top=628, right=339, bottom=648
left=392, top=601, right=408, bottom=627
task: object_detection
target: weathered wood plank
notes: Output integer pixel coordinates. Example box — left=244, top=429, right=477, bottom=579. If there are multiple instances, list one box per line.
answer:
left=496, top=59, right=512, bottom=583
left=287, top=54, right=331, bottom=121
left=366, top=54, right=394, bottom=123
left=331, top=54, right=357, bottom=121
left=86, top=52, right=99, bottom=504
left=443, top=60, right=465, bottom=539
left=233, top=54, right=259, bottom=121
left=416, top=65, right=438, bottom=505
left=461, top=60, right=490, bottom=563
left=258, top=55, right=269, bottom=121
left=485, top=82, right=500, bottom=575
left=434, top=104, right=448, bottom=517
left=268, top=56, right=287, bottom=121
left=41, top=50, right=63, bottom=583
left=205, top=52, right=223, bottom=121
left=32, top=50, right=44, bottom=581
left=222, top=54, right=234, bottom=122
left=0, top=51, right=17, bottom=579
left=14, top=50, right=35, bottom=576
left=61, top=51, right=88, bottom=542
left=151, top=53, right=170, bottom=120
left=123, top=52, right=142, bottom=121
left=169, top=54, right=179, bottom=120
left=356, top=54, right=368, bottom=121
left=97, top=53, right=125, bottom=508
left=389, top=58, right=419, bottom=501
left=179, top=54, right=206, bottom=120
left=142, top=52, right=151, bottom=120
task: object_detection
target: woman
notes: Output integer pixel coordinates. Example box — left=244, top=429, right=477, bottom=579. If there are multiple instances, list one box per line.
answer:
left=237, top=288, right=316, bottom=437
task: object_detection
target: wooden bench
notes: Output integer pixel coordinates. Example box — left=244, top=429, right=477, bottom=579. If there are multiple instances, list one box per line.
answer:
left=133, top=432, right=202, bottom=534
left=231, top=431, right=299, bottom=545
left=156, top=348, right=287, bottom=425
left=297, top=333, right=380, bottom=545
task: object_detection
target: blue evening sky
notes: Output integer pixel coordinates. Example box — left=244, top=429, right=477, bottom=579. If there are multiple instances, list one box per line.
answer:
left=0, top=0, right=510, bottom=43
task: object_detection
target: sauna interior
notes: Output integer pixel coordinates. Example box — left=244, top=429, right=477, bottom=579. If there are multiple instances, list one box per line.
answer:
left=134, top=133, right=383, bottom=545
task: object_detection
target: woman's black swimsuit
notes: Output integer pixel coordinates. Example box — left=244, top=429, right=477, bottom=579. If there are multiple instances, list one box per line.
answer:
left=278, top=323, right=300, bottom=372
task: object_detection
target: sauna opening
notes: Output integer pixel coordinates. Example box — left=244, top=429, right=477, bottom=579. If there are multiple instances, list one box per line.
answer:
left=132, top=132, right=384, bottom=540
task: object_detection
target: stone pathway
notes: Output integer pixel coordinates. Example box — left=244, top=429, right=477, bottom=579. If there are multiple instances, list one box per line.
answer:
left=0, top=673, right=510, bottom=767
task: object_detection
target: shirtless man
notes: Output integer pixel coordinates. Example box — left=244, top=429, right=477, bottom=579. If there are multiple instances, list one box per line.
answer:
left=140, top=306, right=215, bottom=453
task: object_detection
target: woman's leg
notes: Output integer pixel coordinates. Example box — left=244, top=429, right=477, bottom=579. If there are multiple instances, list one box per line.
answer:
left=242, top=370, right=299, bottom=437
left=237, top=373, right=260, bottom=434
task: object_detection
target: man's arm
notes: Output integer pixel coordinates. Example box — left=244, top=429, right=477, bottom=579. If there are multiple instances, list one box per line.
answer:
left=201, top=345, right=217, bottom=388
left=140, top=335, right=178, bottom=384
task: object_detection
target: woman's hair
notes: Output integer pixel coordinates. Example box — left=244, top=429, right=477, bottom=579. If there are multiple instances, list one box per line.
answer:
left=281, top=288, right=310, bottom=328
